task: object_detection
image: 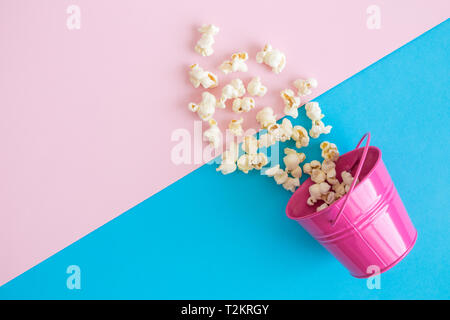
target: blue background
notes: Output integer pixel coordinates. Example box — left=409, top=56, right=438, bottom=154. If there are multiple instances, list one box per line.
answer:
left=0, top=21, right=449, bottom=299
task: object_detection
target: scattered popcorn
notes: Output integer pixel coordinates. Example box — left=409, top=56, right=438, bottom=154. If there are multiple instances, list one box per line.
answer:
left=189, top=91, right=218, bottom=121
left=219, top=52, right=249, bottom=74
left=283, top=177, right=300, bottom=192
left=256, top=107, right=277, bottom=129
left=258, top=133, right=276, bottom=148
left=256, top=44, right=286, bottom=74
left=232, top=97, right=255, bottom=113
left=320, top=141, right=339, bottom=162
left=303, top=163, right=312, bottom=175
left=217, top=79, right=246, bottom=108
left=216, top=160, right=237, bottom=175
left=268, top=118, right=293, bottom=142
left=241, top=135, right=258, bottom=154
left=293, top=78, right=318, bottom=96
left=283, top=148, right=306, bottom=171
left=194, top=24, right=219, bottom=57
left=247, top=77, right=267, bottom=97
left=203, top=119, right=221, bottom=149
left=316, top=202, right=329, bottom=212
left=185, top=28, right=350, bottom=203
left=249, top=153, right=268, bottom=170
left=237, top=154, right=253, bottom=174
left=310, top=119, right=332, bottom=139
left=188, top=64, right=219, bottom=89
left=264, top=165, right=288, bottom=185
left=228, top=118, right=244, bottom=136
left=281, top=89, right=301, bottom=118
left=280, top=118, right=293, bottom=141
left=305, top=102, right=323, bottom=121
left=216, top=142, right=239, bottom=175
left=238, top=152, right=268, bottom=173
left=304, top=102, right=332, bottom=138
left=291, top=125, right=310, bottom=149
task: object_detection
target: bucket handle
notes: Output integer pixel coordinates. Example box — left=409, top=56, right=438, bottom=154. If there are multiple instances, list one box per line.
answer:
left=330, top=132, right=371, bottom=227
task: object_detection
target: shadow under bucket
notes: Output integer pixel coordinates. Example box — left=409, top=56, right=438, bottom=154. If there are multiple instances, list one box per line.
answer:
left=286, top=133, right=417, bottom=278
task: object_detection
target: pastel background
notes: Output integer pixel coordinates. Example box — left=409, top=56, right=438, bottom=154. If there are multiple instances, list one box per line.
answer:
left=0, top=0, right=449, bottom=298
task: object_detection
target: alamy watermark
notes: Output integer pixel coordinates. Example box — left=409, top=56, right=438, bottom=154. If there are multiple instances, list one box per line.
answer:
left=366, top=265, right=381, bottom=289
left=66, top=5, right=81, bottom=30
left=366, top=5, right=381, bottom=30
left=66, top=265, right=81, bottom=290
left=170, top=120, right=280, bottom=169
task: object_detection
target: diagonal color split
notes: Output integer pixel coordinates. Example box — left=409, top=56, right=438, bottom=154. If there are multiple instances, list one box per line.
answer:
left=0, top=20, right=449, bottom=299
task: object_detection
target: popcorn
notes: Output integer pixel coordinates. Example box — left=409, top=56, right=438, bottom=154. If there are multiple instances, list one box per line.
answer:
left=322, top=191, right=336, bottom=205
left=321, top=159, right=336, bottom=173
left=281, top=89, right=301, bottom=118
left=189, top=64, right=219, bottom=89
left=308, top=180, right=331, bottom=207
left=258, top=133, right=276, bottom=148
left=256, top=107, right=277, bottom=129
left=216, top=160, right=237, bottom=175
left=216, top=142, right=239, bottom=175
left=283, top=148, right=306, bottom=171
left=305, top=102, right=323, bottom=121
left=283, top=177, right=300, bottom=192
left=249, top=153, right=268, bottom=170
left=332, top=182, right=346, bottom=197
left=305, top=102, right=332, bottom=138
left=325, top=165, right=338, bottom=185
left=316, top=203, right=329, bottom=212
left=219, top=52, right=249, bottom=74
left=238, top=152, right=268, bottom=173
left=195, top=24, right=219, bottom=56
left=310, top=119, right=332, bottom=139
left=203, top=119, right=221, bottom=148
left=320, top=141, right=339, bottom=162
left=303, top=160, right=322, bottom=176
left=291, top=125, right=310, bottom=149
left=308, top=182, right=329, bottom=201
left=341, top=171, right=354, bottom=186
left=264, top=165, right=288, bottom=185
left=268, top=118, right=292, bottom=142
left=256, top=44, right=286, bottom=74
left=228, top=118, right=244, bottom=136
left=241, top=135, right=258, bottom=154
left=307, top=197, right=317, bottom=206
left=293, top=78, right=318, bottom=96
left=290, top=166, right=302, bottom=179
left=232, top=97, right=255, bottom=113
left=280, top=118, right=293, bottom=141
left=303, top=163, right=312, bottom=175
left=237, top=154, right=253, bottom=174
left=327, top=175, right=339, bottom=186
left=311, top=168, right=326, bottom=183
left=247, top=77, right=267, bottom=97
left=189, top=92, right=218, bottom=121
left=217, top=79, right=246, bottom=108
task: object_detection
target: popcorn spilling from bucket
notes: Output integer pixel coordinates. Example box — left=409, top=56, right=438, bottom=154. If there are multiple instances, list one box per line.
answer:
left=188, top=24, right=357, bottom=212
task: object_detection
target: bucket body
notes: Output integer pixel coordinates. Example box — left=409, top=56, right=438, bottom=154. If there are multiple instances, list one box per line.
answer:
left=286, top=145, right=417, bottom=278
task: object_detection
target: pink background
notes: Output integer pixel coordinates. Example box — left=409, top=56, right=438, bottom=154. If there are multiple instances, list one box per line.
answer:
left=0, top=0, right=448, bottom=286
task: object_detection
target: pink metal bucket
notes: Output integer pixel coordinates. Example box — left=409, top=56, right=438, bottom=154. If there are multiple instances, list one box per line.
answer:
left=286, top=133, right=417, bottom=278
